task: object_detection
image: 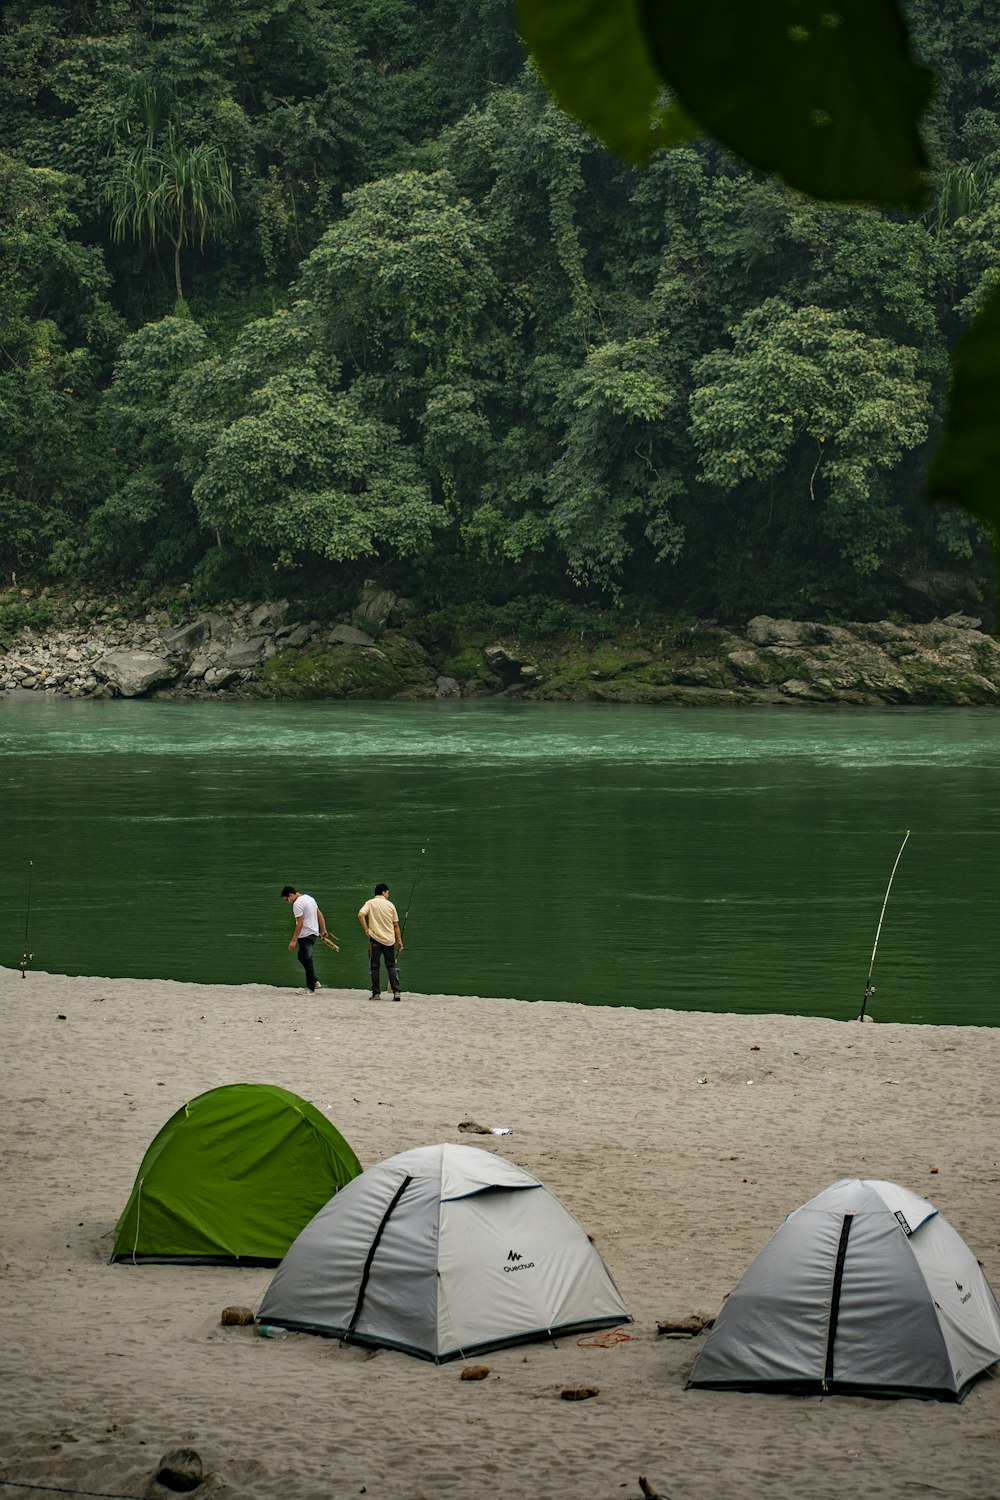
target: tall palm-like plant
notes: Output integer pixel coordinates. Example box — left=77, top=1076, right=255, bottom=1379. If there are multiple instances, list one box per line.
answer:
left=924, top=162, right=994, bottom=237
left=107, top=128, right=236, bottom=303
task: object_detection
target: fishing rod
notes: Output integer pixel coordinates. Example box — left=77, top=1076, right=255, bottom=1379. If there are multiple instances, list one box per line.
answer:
left=401, top=846, right=426, bottom=935
left=858, top=830, right=910, bottom=1021
left=20, top=859, right=33, bottom=978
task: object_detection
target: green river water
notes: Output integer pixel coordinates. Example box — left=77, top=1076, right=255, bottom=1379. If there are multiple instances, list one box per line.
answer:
left=1, top=695, right=998, bottom=1024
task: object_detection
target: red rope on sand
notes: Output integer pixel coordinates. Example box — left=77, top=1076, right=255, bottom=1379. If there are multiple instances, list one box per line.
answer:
left=576, top=1326, right=633, bottom=1347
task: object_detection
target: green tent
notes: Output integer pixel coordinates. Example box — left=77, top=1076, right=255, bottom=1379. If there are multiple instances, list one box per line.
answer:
left=111, top=1082, right=361, bottom=1264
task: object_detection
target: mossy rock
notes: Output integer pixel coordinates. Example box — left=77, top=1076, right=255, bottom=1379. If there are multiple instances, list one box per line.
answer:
left=725, top=648, right=788, bottom=686
left=441, top=646, right=500, bottom=687
left=578, top=643, right=655, bottom=679
left=581, top=679, right=679, bottom=703
left=378, top=630, right=436, bottom=682
left=972, top=638, right=1000, bottom=674
left=254, top=634, right=433, bottom=699
left=899, top=660, right=1000, bottom=704
left=529, top=643, right=661, bottom=698
left=660, top=661, right=732, bottom=689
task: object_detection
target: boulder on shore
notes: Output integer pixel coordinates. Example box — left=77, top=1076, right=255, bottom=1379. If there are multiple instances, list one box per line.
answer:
left=95, top=651, right=180, bottom=698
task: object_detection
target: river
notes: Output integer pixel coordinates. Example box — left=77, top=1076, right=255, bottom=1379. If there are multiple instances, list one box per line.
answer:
left=1, top=695, right=998, bottom=1024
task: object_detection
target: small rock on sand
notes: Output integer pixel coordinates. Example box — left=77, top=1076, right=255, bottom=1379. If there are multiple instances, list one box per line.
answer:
left=220, top=1305, right=255, bottom=1325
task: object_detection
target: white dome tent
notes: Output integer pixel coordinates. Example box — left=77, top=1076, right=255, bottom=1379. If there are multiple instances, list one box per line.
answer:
left=257, top=1142, right=630, bottom=1362
left=688, top=1178, right=1000, bottom=1402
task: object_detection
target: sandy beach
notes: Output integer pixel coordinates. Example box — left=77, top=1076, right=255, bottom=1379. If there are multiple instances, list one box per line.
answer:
left=2, top=964, right=999, bottom=1500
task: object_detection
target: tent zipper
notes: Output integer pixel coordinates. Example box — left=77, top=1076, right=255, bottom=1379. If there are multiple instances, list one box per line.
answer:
left=345, top=1174, right=414, bottom=1341
left=823, top=1213, right=854, bottom=1389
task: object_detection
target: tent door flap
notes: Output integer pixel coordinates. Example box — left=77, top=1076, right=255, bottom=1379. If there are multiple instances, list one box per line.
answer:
left=823, top=1212, right=854, bottom=1388
left=346, top=1175, right=414, bottom=1339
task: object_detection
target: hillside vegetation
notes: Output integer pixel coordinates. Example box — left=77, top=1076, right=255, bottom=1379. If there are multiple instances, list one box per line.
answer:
left=2, top=0, right=998, bottom=625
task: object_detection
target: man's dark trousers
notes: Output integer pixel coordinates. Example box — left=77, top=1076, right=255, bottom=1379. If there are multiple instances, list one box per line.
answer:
left=297, top=936, right=318, bottom=991
left=369, top=939, right=400, bottom=995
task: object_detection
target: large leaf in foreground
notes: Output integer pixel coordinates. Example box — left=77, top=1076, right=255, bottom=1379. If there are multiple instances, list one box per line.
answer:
left=638, top=0, right=932, bottom=206
left=517, top=0, right=695, bottom=163
left=927, top=283, right=1000, bottom=602
left=520, top=0, right=932, bottom=204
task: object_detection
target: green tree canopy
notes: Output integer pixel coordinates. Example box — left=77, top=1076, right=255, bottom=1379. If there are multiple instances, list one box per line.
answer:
left=690, top=300, right=930, bottom=577
left=546, top=335, right=685, bottom=590
left=73, top=314, right=213, bottom=579
left=294, top=170, right=497, bottom=377
left=166, top=306, right=443, bottom=573
left=2, top=0, right=998, bottom=619
left=0, top=154, right=121, bottom=573
left=190, top=367, right=440, bottom=566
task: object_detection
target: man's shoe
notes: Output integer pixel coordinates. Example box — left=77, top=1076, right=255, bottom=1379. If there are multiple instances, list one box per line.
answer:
left=313, top=982, right=322, bottom=992
left=370, top=992, right=381, bottom=1001
left=392, top=992, right=402, bottom=1002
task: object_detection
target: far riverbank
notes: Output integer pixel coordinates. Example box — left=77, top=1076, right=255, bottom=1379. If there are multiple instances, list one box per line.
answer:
left=2, top=583, right=1000, bottom=707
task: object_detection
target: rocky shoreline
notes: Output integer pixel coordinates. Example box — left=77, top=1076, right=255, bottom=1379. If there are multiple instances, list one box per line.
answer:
left=2, top=586, right=999, bottom=707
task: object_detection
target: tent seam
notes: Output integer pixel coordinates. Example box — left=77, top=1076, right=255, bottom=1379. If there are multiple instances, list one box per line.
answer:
left=130, top=1178, right=143, bottom=1265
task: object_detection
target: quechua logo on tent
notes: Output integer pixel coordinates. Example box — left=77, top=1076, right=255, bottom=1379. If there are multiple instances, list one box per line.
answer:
left=504, top=1249, right=535, bottom=1273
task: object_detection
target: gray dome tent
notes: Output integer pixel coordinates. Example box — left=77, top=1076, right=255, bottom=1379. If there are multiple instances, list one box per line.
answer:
left=688, top=1177, right=1000, bottom=1402
left=257, top=1142, right=630, bottom=1361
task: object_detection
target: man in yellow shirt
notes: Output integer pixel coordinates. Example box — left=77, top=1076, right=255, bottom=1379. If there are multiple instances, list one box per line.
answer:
left=358, top=882, right=404, bottom=1001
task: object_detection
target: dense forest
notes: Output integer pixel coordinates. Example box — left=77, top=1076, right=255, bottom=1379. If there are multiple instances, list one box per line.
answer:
left=2, top=0, right=999, bottom=625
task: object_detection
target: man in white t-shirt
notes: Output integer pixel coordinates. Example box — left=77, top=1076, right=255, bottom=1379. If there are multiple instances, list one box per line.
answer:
left=281, top=885, right=328, bottom=994
left=357, top=883, right=404, bottom=1001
